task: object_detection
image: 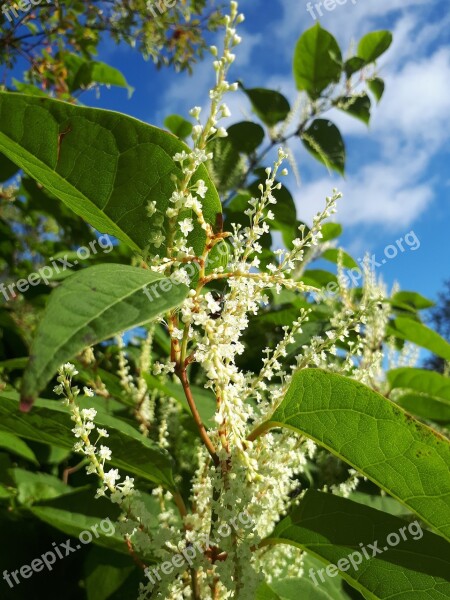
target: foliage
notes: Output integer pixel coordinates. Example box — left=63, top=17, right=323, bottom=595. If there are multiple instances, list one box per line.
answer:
left=0, top=2, right=449, bottom=600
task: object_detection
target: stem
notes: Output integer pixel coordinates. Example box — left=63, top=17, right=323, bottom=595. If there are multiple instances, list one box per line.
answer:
left=172, top=491, right=201, bottom=600
left=173, top=491, right=188, bottom=518
left=176, top=365, right=219, bottom=465
left=247, top=420, right=273, bottom=442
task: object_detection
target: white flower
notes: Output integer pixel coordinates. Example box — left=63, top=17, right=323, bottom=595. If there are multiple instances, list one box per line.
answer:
left=83, top=386, right=94, bottom=397
left=146, top=201, right=157, bottom=217
left=104, top=469, right=121, bottom=488
left=53, top=384, right=64, bottom=395
left=99, top=445, right=112, bottom=461
left=97, top=428, right=109, bottom=438
left=150, top=230, right=165, bottom=249
left=179, top=218, right=194, bottom=236
left=62, top=363, right=78, bottom=377
left=189, top=106, right=201, bottom=119
left=195, top=180, right=208, bottom=198
left=81, top=408, right=97, bottom=421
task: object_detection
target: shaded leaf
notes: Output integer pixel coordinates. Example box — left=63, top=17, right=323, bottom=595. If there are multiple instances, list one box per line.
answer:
left=337, top=94, right=371, bottom=125
left=0, top=392, right=176, bottom=489
left=301, top=119, right=345, bottom=175
left=227, top=121, right=265, bottom=154
left=0, top=432, right=38, bottom=465
left=263, top=490, right=450, bottom=599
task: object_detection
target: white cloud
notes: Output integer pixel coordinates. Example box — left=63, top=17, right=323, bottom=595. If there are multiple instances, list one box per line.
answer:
left=295, top=151, right=433, bottom=229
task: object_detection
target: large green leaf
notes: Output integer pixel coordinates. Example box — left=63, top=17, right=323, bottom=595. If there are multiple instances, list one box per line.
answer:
left=293, top=24, right=342, bottom=98
left=20, top=264, right=188, bottom=406
left=387, top=318, right=450, bottom=361
left=301, top=119, right=345, bottom=175
left=0, top=392, right=176, bottom=489
left=262, top=490, right=450, bottom=599
left=249, top=369, right=450, bottom=541
left=0, top=92, right=221, bottom=255
left=357, top=31, right=393, bottom=64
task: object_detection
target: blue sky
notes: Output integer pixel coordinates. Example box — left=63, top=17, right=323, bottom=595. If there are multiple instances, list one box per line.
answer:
left=11, top=0, right=450, bottom=304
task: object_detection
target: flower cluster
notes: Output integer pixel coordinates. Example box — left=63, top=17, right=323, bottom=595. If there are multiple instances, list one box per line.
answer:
left=54, top=363, right=135, bottom=503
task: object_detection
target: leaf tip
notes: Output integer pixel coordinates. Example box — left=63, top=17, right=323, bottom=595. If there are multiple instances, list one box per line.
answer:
left=19, top=395, right=35, bottom=413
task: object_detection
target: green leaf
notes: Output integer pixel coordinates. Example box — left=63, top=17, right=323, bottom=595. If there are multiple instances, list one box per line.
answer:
left=164, top=114, right=193, bottom=140
left=0, top=152, right=19, bottom=181
left=29, top=489, right=129, bottom=554
left=227, top=121, right=265, bottom=154
left=387, top=318, right=450, bottom=361
left=321, top=248, right=358, bottom=270
left=344, top=57, right=365, bottom=78
left=321, top=223, right=343, bottom=242
left=71, top=60, right=131, bottom=94
left=9, top=468, right=73, bottom=505
left=293, top=24, right=342, bottom=99
left=0, top=391, right=176, bottom=489
left=20, top=264, right=188, bottom=406
left=250, top=369, right=450, bottom=541
left=0, top=92, right=221, bottom=256
left=0, top=432, right=38, bottom=465
left=368, top=77, right=385, bottom=103
left=349, top=492, right=409, bottom=517
left=397, top=393, right=450, bottom=424
left=256, top=575, right=347, bottom=599
left=206, top=137, right=244, bottom=195
left=263, top=489, right=450, bottom=599
left=300, top=269, right=337, bottom=289
left=337, top=94, right=371, bottom=125
left=388, top=368, right=450, bottom=401
left=241, top=86, right=291, bottom=126
left=357, top=31, right=393, bottom=64
left=390, top=291, right=435, bottom=312
left=143, top=373, right=215, bottom=424
left=84, top=547, right=135, bottom=600
left=301, top=119, right=345, bottom=175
